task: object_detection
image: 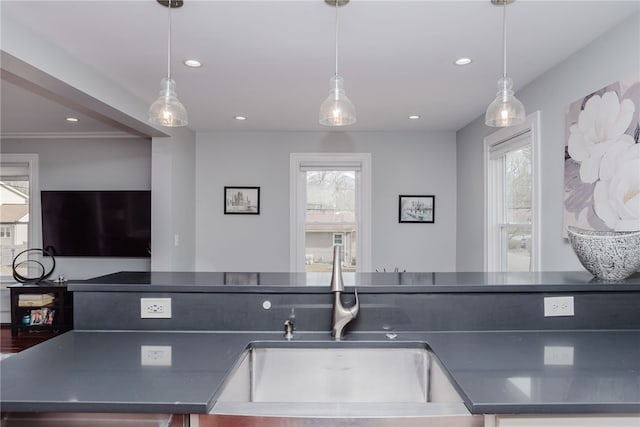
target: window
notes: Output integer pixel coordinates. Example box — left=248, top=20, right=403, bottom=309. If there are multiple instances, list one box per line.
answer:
left=0, top=227, right=11, bottom=238
left=484, top=112, right=541, bottom=272
left=0, top=154, right=39, bottom=282
left=290, top=153, right=371, bottom=272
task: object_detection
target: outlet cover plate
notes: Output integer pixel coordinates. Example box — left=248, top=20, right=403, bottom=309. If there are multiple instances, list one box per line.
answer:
left=140, top=297, right=172, bottom=319
left=544, top=296, right=574, bottom=317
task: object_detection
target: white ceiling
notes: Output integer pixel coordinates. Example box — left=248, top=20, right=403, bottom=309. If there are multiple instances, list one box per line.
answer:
left=1, top=0, right=638, bottom=135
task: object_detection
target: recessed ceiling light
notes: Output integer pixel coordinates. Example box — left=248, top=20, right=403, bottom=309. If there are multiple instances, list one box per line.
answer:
left=65, top=117, right=79, bottom=122
left=454, top=57, right=472, bottom=66
left=234, top=116, right=247, bottom=121
left=183, top=59, right=202, bottom=68
left=408, top=115, right=420, bottom=120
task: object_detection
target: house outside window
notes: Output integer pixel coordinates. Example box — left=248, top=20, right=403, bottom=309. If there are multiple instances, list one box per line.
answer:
left=484, top=112, right=541, bottom=272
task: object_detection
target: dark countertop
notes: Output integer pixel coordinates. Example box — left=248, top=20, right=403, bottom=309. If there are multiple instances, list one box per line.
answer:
left=69, top=271, right=640, bottom=293
left=1, top=329, right=638, bottom=415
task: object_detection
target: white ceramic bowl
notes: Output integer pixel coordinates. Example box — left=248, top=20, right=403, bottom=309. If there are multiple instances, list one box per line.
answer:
left=567, top=226, right=640, bottom=281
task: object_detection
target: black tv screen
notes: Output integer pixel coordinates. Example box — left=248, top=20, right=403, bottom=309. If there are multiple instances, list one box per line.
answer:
left=41, top=191, right=151, bottom=257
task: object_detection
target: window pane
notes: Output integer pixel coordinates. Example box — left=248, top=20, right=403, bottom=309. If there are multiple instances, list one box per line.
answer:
left=502, top=224, right=531, bottom=272
left=305, top=171, right=356, bottom=272
left=505, top=145, right=531, bottom=224
left=1, top=178, right=30, bottom=279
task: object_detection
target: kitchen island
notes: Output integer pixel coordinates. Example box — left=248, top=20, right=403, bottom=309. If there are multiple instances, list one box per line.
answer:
left=1, top=271, right=639, bottom=425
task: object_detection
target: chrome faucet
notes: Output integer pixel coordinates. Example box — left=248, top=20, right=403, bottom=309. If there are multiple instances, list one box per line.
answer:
left=329, top=245, right=359, bottom=340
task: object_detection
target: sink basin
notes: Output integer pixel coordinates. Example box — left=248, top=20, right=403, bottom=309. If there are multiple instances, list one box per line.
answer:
left=210, top=345, right=480, bottom=422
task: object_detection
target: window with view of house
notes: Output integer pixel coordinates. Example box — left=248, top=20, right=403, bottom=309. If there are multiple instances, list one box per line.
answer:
left=291, top=153, right=371, bottom=273
left=304, top=171, right=356, bottom=272
left=0, top=155, right=39, bottom=283
left=485, top=112, right=541, bottom=272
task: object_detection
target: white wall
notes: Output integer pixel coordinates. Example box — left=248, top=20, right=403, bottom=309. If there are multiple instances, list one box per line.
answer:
left=456, top=13, right=640, bottom=271
left=151, top=128, right=197, bottom=272
left=1, top=137, right=152, bottom=279
left=195, top=131, right=457, bottom=272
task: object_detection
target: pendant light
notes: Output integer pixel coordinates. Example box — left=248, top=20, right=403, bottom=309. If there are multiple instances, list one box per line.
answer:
left=319, top=0, right=356, bottom=127
left=149, top=0, right=188, bottom=127
left=485, top=0, right=525, bottom=127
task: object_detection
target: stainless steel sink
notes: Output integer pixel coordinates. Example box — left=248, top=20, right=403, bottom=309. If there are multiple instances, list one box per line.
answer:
left=210, top=345, right=482, bottom=423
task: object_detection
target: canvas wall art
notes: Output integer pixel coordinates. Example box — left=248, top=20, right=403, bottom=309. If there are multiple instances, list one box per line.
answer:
left=564, top=77, right=640, bottom=234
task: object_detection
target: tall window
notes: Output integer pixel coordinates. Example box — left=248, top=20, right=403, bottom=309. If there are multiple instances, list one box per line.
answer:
left=485, top=112, right=541, bottom=272
left=290, top=153, right=371, bottom=272
left=0, top=154, right=39, bottom=282
left=305, top=171, right=355, bottom=272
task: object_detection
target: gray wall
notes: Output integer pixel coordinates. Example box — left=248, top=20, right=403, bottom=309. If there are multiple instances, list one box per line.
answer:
left=195, top=131, right=457, bottom=272
left=456, top=14, right=640, bottom=271
left=150, top=129, right=197, bottom=272
left=1, top=137, right=152, bottom=279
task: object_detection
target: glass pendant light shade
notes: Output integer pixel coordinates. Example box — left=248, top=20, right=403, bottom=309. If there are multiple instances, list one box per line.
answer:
left=148, top=77, right=188, bottom=127
left=485, top=76, right=525, bottom=127
left=485, top=0, right=525, bottom=127
left=319, top=75, right=357, bottom=126
left=149, top=0, right=188, bottom=128
left=319, top=0, right=356, bottom=127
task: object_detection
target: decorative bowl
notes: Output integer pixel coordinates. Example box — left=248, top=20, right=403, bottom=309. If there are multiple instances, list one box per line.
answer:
left=567, top=226, right=640, bottom=281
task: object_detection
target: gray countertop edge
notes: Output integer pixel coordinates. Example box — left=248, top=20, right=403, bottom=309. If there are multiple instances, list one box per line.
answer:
left=63, top=271, right=640, bottom=294
left=0, top=402, right=208, bottom=415
left=67, top=284, right=640, bottom=293
left=470, top=403, right=640, bottom=415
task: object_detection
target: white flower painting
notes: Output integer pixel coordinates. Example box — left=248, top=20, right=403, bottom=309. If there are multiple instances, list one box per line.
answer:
left=564, top=78, right=640, bottom=233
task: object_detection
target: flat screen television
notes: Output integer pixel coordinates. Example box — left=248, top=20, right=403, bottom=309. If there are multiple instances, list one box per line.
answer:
left=41, top=190, right=151, bottom=257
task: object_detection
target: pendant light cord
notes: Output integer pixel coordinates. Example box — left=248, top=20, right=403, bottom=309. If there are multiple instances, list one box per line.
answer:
left=334, top=0, right=339, bottom=77
left=167, top=1, right=172, bottom=79
left=502, top=1, right=507, bottom=79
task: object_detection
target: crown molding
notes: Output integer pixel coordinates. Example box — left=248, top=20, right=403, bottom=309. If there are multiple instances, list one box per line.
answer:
left=0, top=131, right=148, bottom=140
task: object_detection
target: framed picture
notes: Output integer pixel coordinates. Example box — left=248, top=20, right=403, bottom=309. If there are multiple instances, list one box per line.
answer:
left=399, top=195, right=435, bottom=223
left=224, top=186, right=260, bottom=214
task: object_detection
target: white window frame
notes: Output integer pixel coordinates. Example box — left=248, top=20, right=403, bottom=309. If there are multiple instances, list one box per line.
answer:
left=0, top=153, right=40, bottom=283
left=290, top=153, right=371, bottom=272
left=484, top=111, right=541, bottom=272
left=332, top=232, right=344, bottom=246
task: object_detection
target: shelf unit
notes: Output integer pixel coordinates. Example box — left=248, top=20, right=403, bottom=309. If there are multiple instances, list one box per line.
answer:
left=9, top=282, right=73, bottom=337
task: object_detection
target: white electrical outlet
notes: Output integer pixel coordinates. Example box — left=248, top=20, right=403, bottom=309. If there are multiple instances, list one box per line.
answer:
left=140, top=298, right=172, bottom=319
left=544, top=296, right=574, bottom=317
left=140, top=345, right=172, bottom=366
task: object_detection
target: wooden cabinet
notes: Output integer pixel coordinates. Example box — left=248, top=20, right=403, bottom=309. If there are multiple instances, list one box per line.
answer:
left=9, top=282, right=73, bottom=337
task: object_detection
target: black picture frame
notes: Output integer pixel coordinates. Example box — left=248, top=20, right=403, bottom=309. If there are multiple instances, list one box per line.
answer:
left=224, top=187, right=260, bottom=215
left=399, top=195, right=435, bottom=223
